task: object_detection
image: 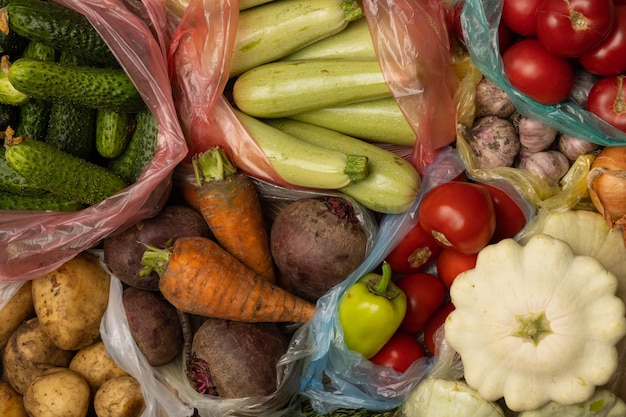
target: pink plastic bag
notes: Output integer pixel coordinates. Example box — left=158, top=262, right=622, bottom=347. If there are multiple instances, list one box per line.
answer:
left=0, top=0, right=187, bottom=282
left=168, top=0, right=457, bottom=178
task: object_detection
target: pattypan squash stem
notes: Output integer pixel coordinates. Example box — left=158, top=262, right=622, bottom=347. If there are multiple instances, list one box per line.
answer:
left=513, top=311, right=552, bottom=346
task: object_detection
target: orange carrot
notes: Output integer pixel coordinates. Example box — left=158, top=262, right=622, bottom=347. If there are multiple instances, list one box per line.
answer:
left=142, top=236, right=315, bottom=323
left=190, top=147, right=276, bottom=284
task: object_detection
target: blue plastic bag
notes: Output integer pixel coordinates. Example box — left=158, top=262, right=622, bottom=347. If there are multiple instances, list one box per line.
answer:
left=462, top=0, right=626, bottom=146
left=293, top=148, right=466, bottom=414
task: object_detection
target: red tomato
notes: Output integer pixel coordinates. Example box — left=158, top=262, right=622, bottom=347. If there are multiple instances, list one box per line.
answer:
left=501, top=0, right=543, bottom=36
left=502, top=39, right=575, bottom=105
left=418, top=181, right=496, bottom=254
left=580, top=5, right=626, bottom=76
left=436, top=249, right=478, bottom=290
left=423, top=302, right=455, bottom=356
left=478, top=183, right=527, bottom=242
left=536, top=0, right=615, bottom=58
left=395, top=273, right=447, bottom=333
left=587, top=75, right=626, bottom=132
left=386, top=223, right=441, bottom=275
left=370, top=332, right=426, bottom=373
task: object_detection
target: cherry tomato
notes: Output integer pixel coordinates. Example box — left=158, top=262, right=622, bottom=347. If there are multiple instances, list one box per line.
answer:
left=395, top=273, right=447, bottom=333
left=423, top=302, right=455, bottom=356
left=536, top=0, right=615, bottom=58
left=370, top=332, right=426, bottom=373
left=386, top=223, right=441, bottom=275
left=418, top=181, right=496, bottom=254
left=580, top=5, right=626, bottom=76
left=501, top=0, right=543, bottom=36
left=478, top=183, right=527, bottom=242
left=502, top=39, right=575, bottom=105
left=586, top=75, right=626, bottom=132
left=436, top=248, right=478, bottom=290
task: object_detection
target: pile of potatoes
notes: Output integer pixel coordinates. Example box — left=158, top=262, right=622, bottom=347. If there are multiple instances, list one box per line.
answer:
left=0, top=252, right=146, bottom=417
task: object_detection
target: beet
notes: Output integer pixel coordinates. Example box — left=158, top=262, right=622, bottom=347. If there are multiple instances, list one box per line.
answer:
left=190, top=318, right=289, bottom=398
left=103, top=205, right=210, bottom=290
left=270, top=196, right=367, bottom=302
left=122, top=287, right=183, bottom=367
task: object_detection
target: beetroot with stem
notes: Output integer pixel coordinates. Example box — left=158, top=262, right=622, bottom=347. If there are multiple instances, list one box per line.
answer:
left=270, top=196, right=368, bottom=302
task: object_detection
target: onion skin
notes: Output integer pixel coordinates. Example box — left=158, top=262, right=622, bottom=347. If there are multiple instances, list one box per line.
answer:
left=588, top=146, right=626, bottom=238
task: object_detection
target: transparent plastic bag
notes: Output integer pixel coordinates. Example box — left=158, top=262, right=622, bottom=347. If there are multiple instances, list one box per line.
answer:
left=461, top=0, right=626, bottom=147
left=97, top=250, right=195, bottom=417
left=0, top=0, right=187, bottom=282
left=287, top=148, right=467, bottom=414
left=167, top=0, right=458, bottom=177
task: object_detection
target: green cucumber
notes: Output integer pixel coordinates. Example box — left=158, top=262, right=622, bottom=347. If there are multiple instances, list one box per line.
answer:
left=0, top=7, right=28, bottom=55
left=95, top=109, right=133, bottom=159
left=229, top=0, right=363, bottom=77
left=108, top=108, right=156, bottom=183
left=4, top=0, right=118, bottom=66
left=5, top=137, right=128, bottom=205
left=14, top=41, right=57, bottom=142
left=289, top=97, right=416, bottom=146
left=232, top=59, right=391, bottom=118
left=0, top=145, right=45, bottom=195
left=282, top=17, right=375, bottom=61
left=44, top=51, right=97, bottom=159
left=0, top=190, right=84, bottom=211
left=265, top=118, right=421, bottom=214
left=0, top=56, right=27, bottom=105
left=235, top=109, right=368, bottom=189
left=8, top=58, right=145, bottom=112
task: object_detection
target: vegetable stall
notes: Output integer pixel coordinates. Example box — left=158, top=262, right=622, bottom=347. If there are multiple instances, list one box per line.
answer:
left=2, top=0, right=626, bottom=416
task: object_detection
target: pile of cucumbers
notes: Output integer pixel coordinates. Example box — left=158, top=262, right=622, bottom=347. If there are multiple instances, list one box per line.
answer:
left=0, top=0, right=156, bottom=211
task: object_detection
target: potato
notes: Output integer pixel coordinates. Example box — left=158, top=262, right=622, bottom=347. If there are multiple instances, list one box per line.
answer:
left=31, top=251, right=111, bottom=351
left=23, top=367, right=90, bottom=417
left=190, top=318, right=289, bottom=398
left=0, top=381, right=28, bottom=417
left=122, top=287, right=183, bottom=366
left=103, top=205, right=211, bottom=290
left=2, top=318, right=74, bottom=395
left=69, top=341, right=129, bottom=396
left=270, top=196, right=368, bottom=301
left=93, top=375, right=145, bottom=417
left=0, top=281, right=35, bottom=349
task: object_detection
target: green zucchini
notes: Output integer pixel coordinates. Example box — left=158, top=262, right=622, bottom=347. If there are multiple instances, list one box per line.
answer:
left=282, top=17, right=375, bottom=61
left=265, top=118, right=421, bottom=213
left=0, top=56, right=27, bottom=105
left=229, top=0, right=363, bottom=76
left=0, top=145, right=45, bottom=195
left=44, top=51, right=97, bottom=160
left=5, top=137, right=128, bottom=205
left=108, top=108, right=156, bottom=183
left=232, top=59, right=391, bottom=118
left=289, top=97, right=416, bottom=146
left=235, top=109, right=368, bottom=189
left=8, top=58, right=145, bottom=112
left=4, top=0, right=118, bottom=66
left=95, top=109, right=133, bottom=159
left=0, top=190, right=84, bottom=211
left=14, top=41, right=57, bottom=142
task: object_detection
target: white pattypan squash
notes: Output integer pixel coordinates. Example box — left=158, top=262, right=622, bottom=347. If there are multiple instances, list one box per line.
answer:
left=518, top=389, right=626, bottom=417
left=402, top=378, right=504, bottom=417
left=517, top=209, right=626, bottom=305
left=444, top=234, right=626, bottom=412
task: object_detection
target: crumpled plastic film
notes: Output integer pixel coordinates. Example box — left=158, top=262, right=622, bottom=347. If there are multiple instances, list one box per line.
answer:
left=462, top=0, right=626, bottom=147
left=0, top=0, right=188, bottom=282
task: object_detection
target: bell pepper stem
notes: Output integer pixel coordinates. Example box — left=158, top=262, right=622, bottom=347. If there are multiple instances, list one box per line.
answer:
left=366, top=262, right=401, bottom=300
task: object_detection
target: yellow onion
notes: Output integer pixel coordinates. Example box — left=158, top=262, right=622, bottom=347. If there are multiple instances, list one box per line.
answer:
left=588, top=146, right=626, bottom=243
